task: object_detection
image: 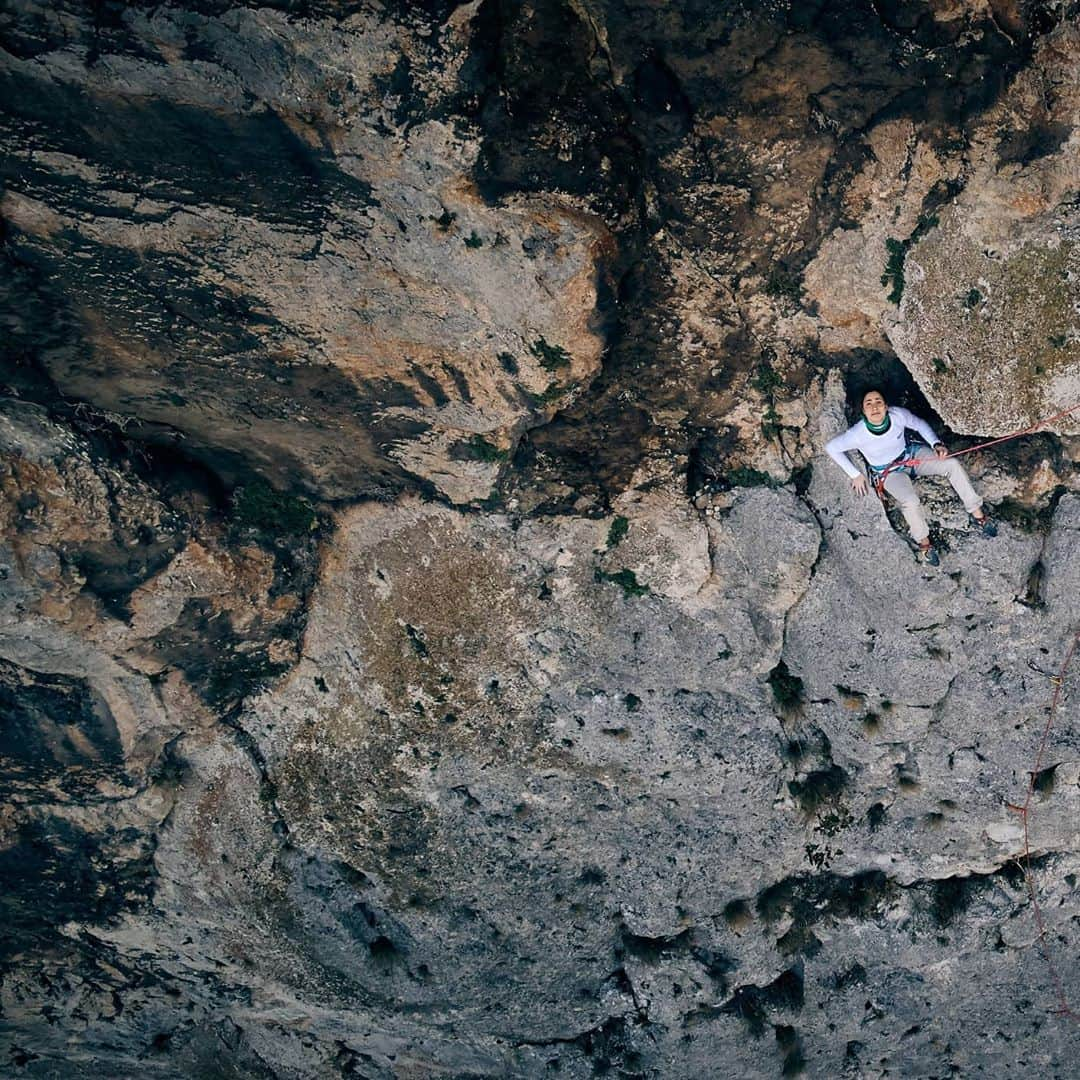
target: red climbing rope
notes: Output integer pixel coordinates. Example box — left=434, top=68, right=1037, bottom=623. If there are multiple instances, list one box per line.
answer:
left=1009, top=627, right=1080, bottom=1021
left=870, top=402, right=1080, bottom=498
left=866, top=401, right=1080, bottom=1015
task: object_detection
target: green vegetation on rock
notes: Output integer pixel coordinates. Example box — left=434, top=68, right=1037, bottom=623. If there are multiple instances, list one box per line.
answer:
left=751, top=362, right=783, bottom=442
left=911, top=213, right=939, bottom=242
left=530, top=337, right=572, bottom=371
left=468, top=435, right=509, bottom=463
left=231, top=479, right=316, bottom=536
left=881, top=238, right=906, bottom=304
left=726, top=467, right=776, bottom=489
left=881, top=215, right=938, bottom=306
left=762, top=401, right=781, bottom=442
left=764, top=269, right=803, bottom=305
left=528, top=381, right=577, bottom=406
left=750, top=363, right=783, bottom=394
left=596, top=567, right=649, bottom=597
left=606, top=515, right=630, bottom=548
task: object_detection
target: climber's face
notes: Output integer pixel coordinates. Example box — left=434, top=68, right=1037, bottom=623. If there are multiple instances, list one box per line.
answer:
left=862, top=391, right=888, bottom=425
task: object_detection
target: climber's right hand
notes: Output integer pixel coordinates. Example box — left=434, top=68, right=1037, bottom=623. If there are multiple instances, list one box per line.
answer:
left=851, top=474, right=868, bottom=497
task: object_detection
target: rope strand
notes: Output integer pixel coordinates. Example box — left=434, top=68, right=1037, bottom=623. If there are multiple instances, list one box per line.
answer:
left=1016, top=628, right=1080, bottom=1021
left=862, top=401, right=1080, bottom=1016
left=871, top=402, right=1080, bottom=497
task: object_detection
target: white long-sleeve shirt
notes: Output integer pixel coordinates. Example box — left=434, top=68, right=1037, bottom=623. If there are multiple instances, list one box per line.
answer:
left=825, top=406, right=941, bottom=479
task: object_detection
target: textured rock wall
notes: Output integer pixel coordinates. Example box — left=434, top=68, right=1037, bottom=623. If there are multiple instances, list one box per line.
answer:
left=3, top=1, right=1080, bottom=1077
left=1, top=1, right=607, bottom=503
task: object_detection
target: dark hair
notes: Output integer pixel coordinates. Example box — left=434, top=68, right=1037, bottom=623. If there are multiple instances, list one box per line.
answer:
left=857, top=386, right=887, bottom=407
left=844, top=383, right=889, bottom=423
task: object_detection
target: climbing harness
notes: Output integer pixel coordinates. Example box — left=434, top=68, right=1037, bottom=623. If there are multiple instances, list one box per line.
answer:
left=868, top=433, right=924, bottom=498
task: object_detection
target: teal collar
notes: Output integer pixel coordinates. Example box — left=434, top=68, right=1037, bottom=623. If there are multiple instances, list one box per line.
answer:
left=863, top=412, right=891, bottom=435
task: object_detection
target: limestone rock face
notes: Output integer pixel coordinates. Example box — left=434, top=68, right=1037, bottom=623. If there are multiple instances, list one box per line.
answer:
left=802, top=118, right=955, bottom=353
left=887, top=22, right=1080, bottom=436
left=804, top=20, right=1080, bottom=438
left=5, top=1, right=1080, bottom=1078
left=9, top=470, right=1080, bottom=1077
left=1, top=4, right=606, bottom=503
left=892, top=204, right=1080, bottom=434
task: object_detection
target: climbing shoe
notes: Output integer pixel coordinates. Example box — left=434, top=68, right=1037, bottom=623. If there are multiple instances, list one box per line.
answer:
left=970, top=511, right=997, bottom=537
left=918, top=540, right=940, bottom=566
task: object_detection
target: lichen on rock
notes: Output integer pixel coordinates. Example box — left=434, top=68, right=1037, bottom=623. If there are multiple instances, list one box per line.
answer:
left=892, top=208, right=1080, bottom=434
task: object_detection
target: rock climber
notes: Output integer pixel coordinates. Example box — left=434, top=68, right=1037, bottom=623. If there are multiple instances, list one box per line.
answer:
left=825, top=387, right=996, bottom=565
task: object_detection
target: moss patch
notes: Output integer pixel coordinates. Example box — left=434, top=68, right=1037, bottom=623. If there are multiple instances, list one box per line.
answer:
left=467, top=435, right=509, bottom=463
left=881, top=237, right=906, bottom=304
left=231, top=479, right=316, bottom=537
left=606, top=515, right=630, bottom=548
left=529, top=337, right=572, bottom=371
left=596, top=568, right=649, bottom=597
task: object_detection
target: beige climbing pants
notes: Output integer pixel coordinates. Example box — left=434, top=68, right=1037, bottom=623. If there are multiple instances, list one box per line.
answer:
left=882, top=457, right=982, bottom=543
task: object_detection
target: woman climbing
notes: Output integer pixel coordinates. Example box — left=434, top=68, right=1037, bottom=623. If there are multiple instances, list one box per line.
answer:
left=825, top=388, right=996, bottom=566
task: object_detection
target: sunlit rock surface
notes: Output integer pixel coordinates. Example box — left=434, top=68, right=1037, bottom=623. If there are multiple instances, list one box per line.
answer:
left=1, top=4, right=606, bottom=503
left=888, top=21, right=1080, bottom=437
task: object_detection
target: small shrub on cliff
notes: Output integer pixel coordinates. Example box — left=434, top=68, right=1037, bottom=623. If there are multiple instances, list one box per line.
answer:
left=606, top=515, right=630, bottom=548
left=750, top=362, right=783, bottom=395
left=231, top=480, right=316, bottom=536
left=530, top=337, right=572, bottom=371
left=764, top=269, right=803, bottom=305
left=596, top=567, right=649, bottom=598
left=881, top=238, right=906, bottom=304
left=725, top=467, right=776, bottom=489
left=528, top=381, right=577, bottom=406
left=762, top=400, right=782, bottom=442
left=750, top=362, right=784, bottom=441
left=468, top=435, right=508, bottom=463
